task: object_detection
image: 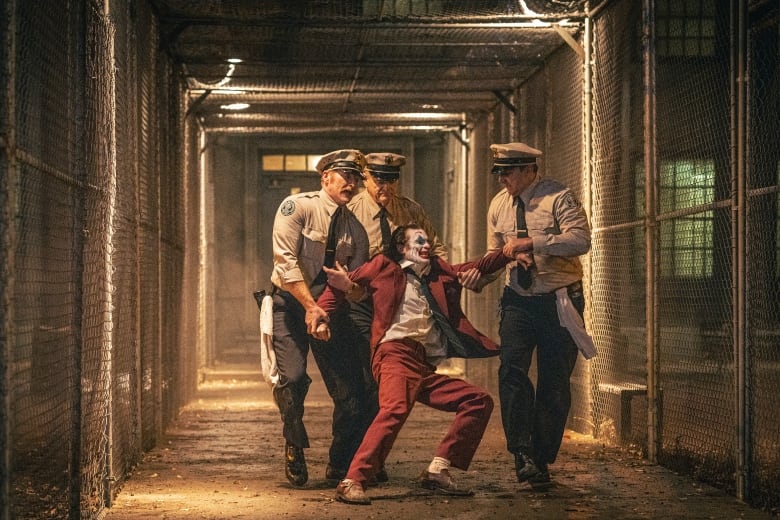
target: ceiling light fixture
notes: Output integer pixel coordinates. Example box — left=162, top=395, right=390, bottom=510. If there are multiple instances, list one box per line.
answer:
left=220, top=102, right=250, bottom=110
left=211, top=88, right=247, bottom=95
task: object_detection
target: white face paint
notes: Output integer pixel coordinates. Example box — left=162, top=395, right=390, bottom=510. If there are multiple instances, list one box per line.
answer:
left=403, top=229, right=431, bottom=265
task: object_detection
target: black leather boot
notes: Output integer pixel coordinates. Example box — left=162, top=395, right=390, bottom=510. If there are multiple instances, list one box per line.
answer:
left=514, top=452, right=540, bottom=483
left=285, top=442, right=308, bottom=486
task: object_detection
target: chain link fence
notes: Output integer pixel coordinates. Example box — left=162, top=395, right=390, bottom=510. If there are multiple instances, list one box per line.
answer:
left=581, top=0, right=779, bottom=511
left=1, top=0, right=778, bottom=518
left=1, top=0, right=199, bottom=518
left=746, top=0, right=780, bottom=506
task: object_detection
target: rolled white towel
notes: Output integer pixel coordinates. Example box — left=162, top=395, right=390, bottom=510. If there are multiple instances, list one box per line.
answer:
left=555, top=287, right=597, bottom=360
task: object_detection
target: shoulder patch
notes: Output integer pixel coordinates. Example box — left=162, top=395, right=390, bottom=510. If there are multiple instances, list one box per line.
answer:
left=561, top=192, right=580, bottom=209
left=280, top=200, right=296, bottom=216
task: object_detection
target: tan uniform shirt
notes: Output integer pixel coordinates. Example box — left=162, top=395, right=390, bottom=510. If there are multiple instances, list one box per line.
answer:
left=271, top=189, right=369, bottom=288
left=487, top=174, right=591, bottom=295
left=349, top=190, right=448, bottom=260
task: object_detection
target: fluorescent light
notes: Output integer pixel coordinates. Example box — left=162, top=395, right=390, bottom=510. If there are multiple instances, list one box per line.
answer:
left=211, top=88, right=247, bottom=95
left=220, top=102, right=250, bottom=110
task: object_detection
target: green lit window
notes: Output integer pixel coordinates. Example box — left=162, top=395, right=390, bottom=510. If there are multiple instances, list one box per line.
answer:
left=661, top=160, right=714, bottom=277
left=635, top=160, right=715, bottom=278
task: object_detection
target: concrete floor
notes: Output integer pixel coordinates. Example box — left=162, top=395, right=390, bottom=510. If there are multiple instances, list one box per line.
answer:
left=104, top=363, right=774, bottom=520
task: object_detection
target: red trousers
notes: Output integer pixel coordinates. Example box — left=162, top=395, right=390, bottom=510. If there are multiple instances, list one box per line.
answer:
left=345, top=339, right=494, bottom=486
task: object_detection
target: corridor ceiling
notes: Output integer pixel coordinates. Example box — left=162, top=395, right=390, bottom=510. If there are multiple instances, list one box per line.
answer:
left=154, top=0, right=592, bottom=135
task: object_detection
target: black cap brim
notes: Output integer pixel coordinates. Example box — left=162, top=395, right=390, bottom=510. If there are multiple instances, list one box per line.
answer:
left=366, top=165, right=400, bottom=182
left=369, top=172, right=399, bottom=182
left=323, top=160, right=365, bottom=179
left=331, top=167, right=365, bottom=179
left=491, top=158, right=536, bottom=174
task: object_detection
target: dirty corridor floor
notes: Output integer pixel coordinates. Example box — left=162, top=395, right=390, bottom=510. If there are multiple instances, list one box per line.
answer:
left=104, top=364, right=773, bottom=520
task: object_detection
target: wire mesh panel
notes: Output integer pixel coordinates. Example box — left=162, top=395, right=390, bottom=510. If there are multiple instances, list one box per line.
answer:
left=137, top=6, right=162, bottom=452
left=654, top=0, right=735, bottom=490
left=10, top=166, right=82, bottom=519
left=80, top=4, right=119, bottom=516
left=159, top=54, right=186, bottom=427
left=589, top=0, right=647, bottom=445
left=110, top=0, right=142, bottom=490
left=10, top=1, right=84, bottom=517
left=746, top=2, right=780, bottom=509
left=3, top=0, right=194, bottom=517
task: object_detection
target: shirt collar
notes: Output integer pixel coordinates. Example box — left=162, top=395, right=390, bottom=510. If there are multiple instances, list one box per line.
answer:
left=319, top=189, right=342, bottom=216
left=370, top=196, right=393, bottom=219
left=400, top=259, right=430, bottom=277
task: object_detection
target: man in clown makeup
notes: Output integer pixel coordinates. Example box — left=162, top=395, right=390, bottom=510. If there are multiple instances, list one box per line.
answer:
left=312, top=224, right=513, bottom=505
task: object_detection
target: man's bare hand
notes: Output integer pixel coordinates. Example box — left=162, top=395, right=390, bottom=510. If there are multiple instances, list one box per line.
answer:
left=305, top=305, right=329, bottom=336
left=458, top=267, right=482, bottom=292
left=502, top=237, right=533, bottom=258
left=323, top=261, right=352, bottom=292
left=514, top=251, right=535, bottom=270
left=312, top=322, right=331, bottom=341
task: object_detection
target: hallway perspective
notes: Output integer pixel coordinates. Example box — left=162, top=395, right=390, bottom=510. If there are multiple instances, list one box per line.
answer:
left=104, top=364, right=773, bottom=520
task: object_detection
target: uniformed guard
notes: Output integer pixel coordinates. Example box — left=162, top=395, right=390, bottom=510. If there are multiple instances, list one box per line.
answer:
left=485, top=141, right=592, bottom=489
left=347, top=152, right=447, bottom=260
left=269, top=148, right=375, bottom=487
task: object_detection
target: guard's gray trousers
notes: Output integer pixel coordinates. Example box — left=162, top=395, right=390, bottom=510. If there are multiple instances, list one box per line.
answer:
left=271, top=290, right=377, bottom=472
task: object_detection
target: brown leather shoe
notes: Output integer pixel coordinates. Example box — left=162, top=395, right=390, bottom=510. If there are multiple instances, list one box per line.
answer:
left=419, top=469, right=473, bottom=496
left=284, top=443, right=308, bottom=487
left=335, top=479, right=371, bottom=505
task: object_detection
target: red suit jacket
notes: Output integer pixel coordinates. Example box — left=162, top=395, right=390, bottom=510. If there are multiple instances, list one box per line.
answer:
left=317, top=249, right=511, bottom=358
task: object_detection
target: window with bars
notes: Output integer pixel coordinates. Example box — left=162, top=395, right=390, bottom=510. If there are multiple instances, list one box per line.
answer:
left=635, top=159, right=715, bottom=278
left=260, top=154, right=322, bottom=174
left=656, top=0, right=716, bottom=57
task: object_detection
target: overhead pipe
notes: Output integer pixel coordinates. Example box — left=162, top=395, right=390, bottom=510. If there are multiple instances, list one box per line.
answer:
left=156, top=17, right=588, bottom=30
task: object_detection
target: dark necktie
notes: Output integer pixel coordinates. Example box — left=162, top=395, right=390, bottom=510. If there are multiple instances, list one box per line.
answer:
left=311, top=205, right=344, bottom=294
left=515, top=197, right=532, bottom=289
left=405, top=268, right=468, bottom=358
left=378, top=206, right=392, bottom=250
left=323, top=205, right=344, bottom=268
